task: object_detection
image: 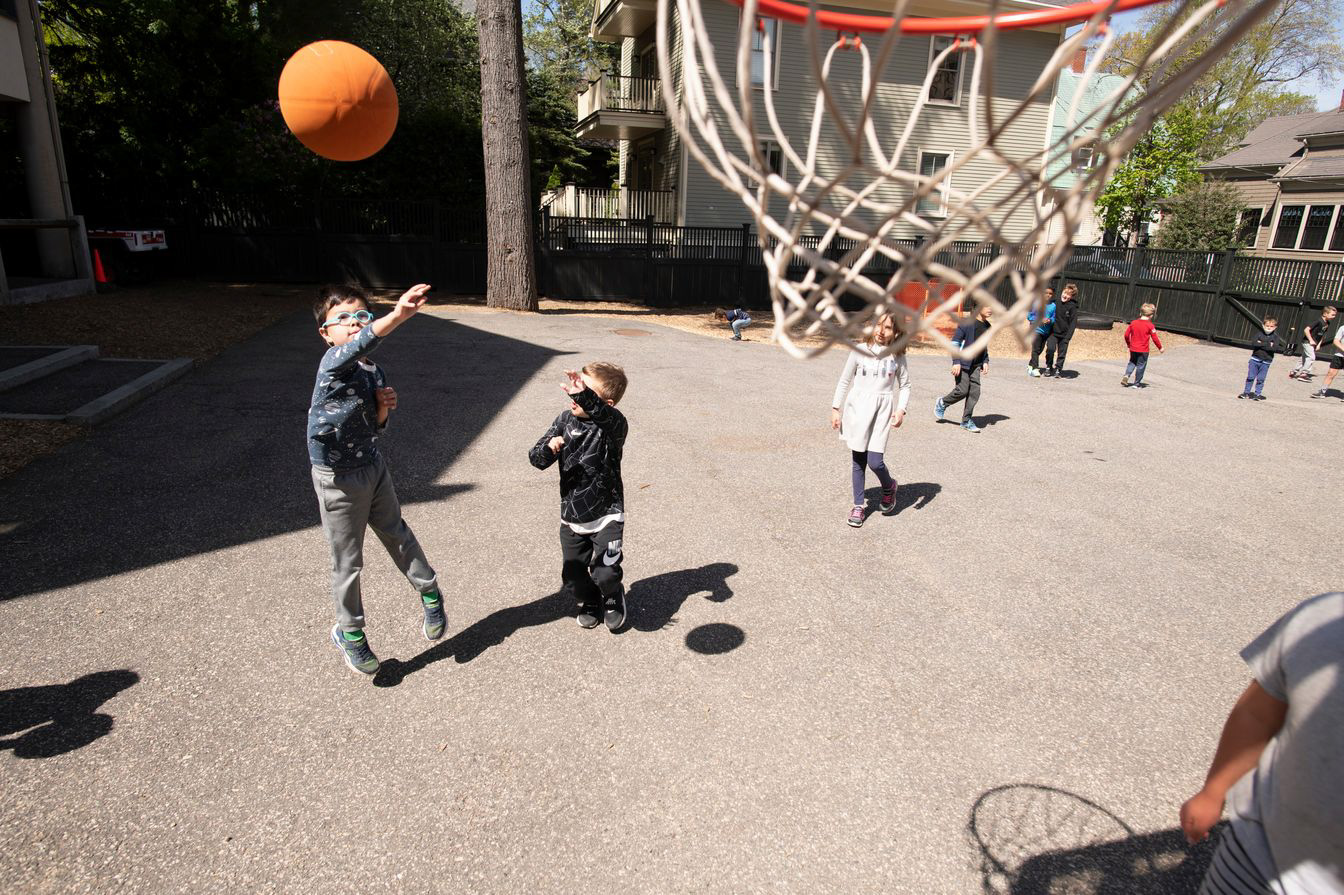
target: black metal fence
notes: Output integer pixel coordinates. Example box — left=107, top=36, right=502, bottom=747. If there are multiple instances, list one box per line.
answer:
left=138, top=195, right=1344, bottom=351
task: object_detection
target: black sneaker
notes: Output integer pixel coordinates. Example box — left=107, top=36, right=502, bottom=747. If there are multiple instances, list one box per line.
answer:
left=331, top=624, right=380, bottom=675
left=1311, top=389, right=1327, bottom=399
left=1254, top=394, right=1267, bottom=401
left=603, top=589, right=627, bottom=632
left=1042, top=368, right=1055, bottom=377
left=421, top=592, right=446, bottom=641
left=1238, top=392, right=1250, bottom=399
left=576, top=606, right=601, bottom=629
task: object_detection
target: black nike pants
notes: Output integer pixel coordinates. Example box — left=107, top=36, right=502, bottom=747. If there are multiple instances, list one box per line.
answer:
left=560, top=521, right=624, bottom=611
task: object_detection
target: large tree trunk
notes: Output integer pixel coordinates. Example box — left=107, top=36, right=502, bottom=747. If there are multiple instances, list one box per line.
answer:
left=477, top=0, right=539, bottom=311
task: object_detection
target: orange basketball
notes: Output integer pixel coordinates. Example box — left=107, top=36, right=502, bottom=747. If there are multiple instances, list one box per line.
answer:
left=278, top=41, right=398, bottom=162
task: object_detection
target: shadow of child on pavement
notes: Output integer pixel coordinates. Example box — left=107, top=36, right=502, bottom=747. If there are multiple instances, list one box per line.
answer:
left=374, top=562, right=740, bottom=687
left=0, top=670, right=139, bottom=759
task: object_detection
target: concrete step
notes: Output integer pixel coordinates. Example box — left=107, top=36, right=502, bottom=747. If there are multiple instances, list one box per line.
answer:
left=0, top=345, right=99, bottom=392
left=0, top=356, right=192, bottom=425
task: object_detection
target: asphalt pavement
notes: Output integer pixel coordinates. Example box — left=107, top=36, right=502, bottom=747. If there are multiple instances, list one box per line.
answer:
left=2, top=307, right=1341, bottom=893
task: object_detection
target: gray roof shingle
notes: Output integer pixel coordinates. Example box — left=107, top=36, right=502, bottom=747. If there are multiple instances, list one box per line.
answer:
left=1203, top=110, right=1344, bottom=170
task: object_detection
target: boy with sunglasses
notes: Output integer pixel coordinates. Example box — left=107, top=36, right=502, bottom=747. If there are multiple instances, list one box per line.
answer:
left=308, top=282, right=444, bottom=676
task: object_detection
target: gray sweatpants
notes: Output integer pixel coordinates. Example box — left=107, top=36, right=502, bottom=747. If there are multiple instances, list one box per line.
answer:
left=312, top=456, right=437, bottom=632
left=1294, top=341, right=1316, bottom=374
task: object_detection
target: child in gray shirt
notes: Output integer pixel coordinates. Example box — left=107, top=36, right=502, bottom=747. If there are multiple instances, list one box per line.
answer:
left=1181, top=592, right=1344, bottom=894
left=308, top=282, right=444, bottom=676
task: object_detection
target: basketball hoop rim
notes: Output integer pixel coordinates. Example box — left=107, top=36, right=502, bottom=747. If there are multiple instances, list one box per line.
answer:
left=726, top=0, right=1183, bottom=35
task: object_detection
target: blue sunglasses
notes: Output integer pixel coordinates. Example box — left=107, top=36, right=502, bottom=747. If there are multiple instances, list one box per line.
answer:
left=322, top=310, right=374, bottom=329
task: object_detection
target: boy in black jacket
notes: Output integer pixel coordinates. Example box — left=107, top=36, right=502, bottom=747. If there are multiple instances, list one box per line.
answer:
left=1240, top=317, right=1279, bottom=401
left=1043, top=283, right=1079, bottom=377
left=530, top=363, right=630, bottom=630
left=936, top=305, right=992, bottom=433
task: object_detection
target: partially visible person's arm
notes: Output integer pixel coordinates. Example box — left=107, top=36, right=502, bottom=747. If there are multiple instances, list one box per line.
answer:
left=1179, top=680, right=1288, bottom=844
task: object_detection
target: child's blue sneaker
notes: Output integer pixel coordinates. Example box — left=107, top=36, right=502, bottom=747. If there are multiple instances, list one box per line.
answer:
left=331, top=624, right=380, bottom=675
left=422, top=592, right=446, bottom=641
left=961, top=420, right=982, bottom=433
left=934, top=397, right=946, bottom=420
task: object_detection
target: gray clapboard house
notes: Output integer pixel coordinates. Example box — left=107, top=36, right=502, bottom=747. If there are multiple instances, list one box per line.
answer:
left=1199, top=103, right=1344, bottom=262
left=548, top=0, right=1069, bottom=241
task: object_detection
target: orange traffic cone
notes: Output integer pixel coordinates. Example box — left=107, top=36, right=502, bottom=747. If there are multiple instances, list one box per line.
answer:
left=92, top=248, right=110, bottom=284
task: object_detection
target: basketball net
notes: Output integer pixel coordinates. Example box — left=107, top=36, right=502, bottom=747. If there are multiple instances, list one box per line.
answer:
left=656, top=0, right=1280, bottom=358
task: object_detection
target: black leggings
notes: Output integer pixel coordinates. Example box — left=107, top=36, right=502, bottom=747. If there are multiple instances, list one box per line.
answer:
left=851, top=450, right=893, bottom=505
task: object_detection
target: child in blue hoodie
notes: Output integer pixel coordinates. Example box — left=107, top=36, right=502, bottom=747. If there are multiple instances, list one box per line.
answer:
left=1027, top=286, right=1055, bottom=378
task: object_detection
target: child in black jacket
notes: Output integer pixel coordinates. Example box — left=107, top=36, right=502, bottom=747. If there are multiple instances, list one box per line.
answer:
left=1043, top=283, right=1079, bottom=377
left=530, top=364, right=630, bottom=630
left=1240, top=317, right=1279, bottom=401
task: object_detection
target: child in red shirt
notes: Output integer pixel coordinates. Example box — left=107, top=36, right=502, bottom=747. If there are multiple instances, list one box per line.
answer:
left=1122, top=303, right=1164, bottom=388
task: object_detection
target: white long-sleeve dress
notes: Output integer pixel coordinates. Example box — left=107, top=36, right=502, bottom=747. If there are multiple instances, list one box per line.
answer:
left=831, top=347, right=911, bottom=454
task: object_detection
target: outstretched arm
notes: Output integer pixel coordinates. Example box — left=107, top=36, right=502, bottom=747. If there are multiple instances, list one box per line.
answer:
left=371, top=284, right=431, bottom=339
left=1179, top=680, right=1287, bottom=844
left=320, top=285, right=431, bottom=376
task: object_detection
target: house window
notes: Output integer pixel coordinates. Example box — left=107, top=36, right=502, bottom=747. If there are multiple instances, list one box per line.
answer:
left=1071, top=144, right=1095, bottom=172
left=750, top=18, right=779, bottom=87
left=1237, top=208, right=1261, bottom=247
left=917, top=151, right=951, bottom=217
left=633, top=141, right=656, bottom=191
left=1332, top=210, right=1344, bottom=252
left=1272, top=205, right=1304, bottom=249
left=928, top=36, right=963, bottom=104
left=758, top=140, right=784, bottom=177
left=1300, top=205, right=1336, bottom=251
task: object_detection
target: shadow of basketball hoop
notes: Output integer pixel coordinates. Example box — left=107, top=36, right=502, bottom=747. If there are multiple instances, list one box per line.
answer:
left=968, top=784, right=1221, bottom=895
left=684, top=622, right=745, bottom=655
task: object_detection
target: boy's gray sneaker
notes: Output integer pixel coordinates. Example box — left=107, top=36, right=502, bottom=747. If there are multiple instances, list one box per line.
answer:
left=962, top=420, right=982, bottom=433
left=331, top=624, right=380, bottom=675
left=422, top=593, right=446, bottom=641
left=603, top=590, right=627, bottom=632
left=934, top=397, right=946, bottom=420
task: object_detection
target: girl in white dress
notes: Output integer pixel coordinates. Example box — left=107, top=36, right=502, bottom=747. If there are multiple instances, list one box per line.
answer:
left=830, top=314, right=911, bottom=527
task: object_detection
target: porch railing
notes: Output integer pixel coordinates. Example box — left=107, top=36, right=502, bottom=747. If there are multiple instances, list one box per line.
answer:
left=540, top=186, right=676, bottom=224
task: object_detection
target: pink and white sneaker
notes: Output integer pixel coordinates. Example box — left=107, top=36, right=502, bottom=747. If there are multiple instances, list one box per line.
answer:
left=880, top=485, right=897, bottom=512
left=847, top=506, right=865, bottom=528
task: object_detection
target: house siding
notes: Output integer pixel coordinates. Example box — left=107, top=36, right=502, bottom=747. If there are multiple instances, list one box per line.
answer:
left=1210, top=175, right=1344, bottom=262
left=673, top=4, right=1061, bottom=238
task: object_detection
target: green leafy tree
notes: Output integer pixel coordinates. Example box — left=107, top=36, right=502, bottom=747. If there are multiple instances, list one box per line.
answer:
left=1094, top=109, right=1206, bottom=245
left=1102, top=0, right=1344, bottom=161
left=524, top=0, right=618, bottom=86
left=1153, top=179, right=1245, bottom=251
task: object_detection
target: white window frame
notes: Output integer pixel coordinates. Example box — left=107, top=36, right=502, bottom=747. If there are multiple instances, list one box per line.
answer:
left=926, top=36, right=963, bottom=106
left=1236, top=207, right=1262, bottom=248
left=1270, top=203, right=1341, bottom=252
left=638, top=43, right=657, bottom=80
left=1270, top=204, right=1306, bottom=249
left=758, top=140, right=785, bottom=178
left=1299, top=204, right=1339, bottom=251
left=744, top=16, right=780, bottom=90
left=916, top=149, right=952, bottom=218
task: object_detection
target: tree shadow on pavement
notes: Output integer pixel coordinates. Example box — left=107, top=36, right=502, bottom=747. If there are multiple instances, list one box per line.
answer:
left=0, top=313, right=564, bottom=603
left=0, top=670, right=139, bottom=759
left=374, top=562, right=740, bottom=687
left=969, top=783, right=1220, bottom=894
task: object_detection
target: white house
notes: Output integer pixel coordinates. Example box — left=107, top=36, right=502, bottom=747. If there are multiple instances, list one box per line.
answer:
left=553, top=0, right=1070, bottom=242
